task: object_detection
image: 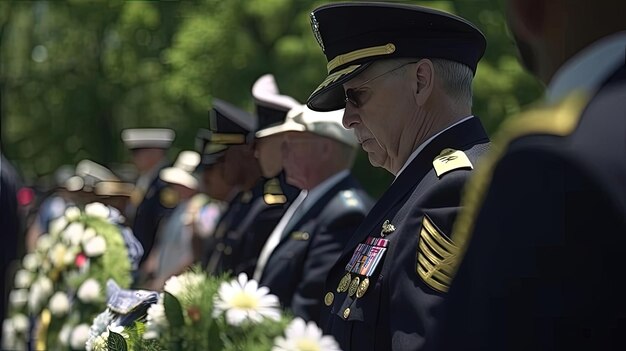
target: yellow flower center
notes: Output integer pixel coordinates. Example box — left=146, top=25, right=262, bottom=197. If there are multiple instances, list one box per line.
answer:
left=231, top=292, right=258, bottom=309
left=295, top=339, right=320, bottom=351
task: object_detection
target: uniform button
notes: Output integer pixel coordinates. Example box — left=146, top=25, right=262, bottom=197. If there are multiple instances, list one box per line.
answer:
left=224, top=246, right=232, bottom=255
left=324, top=292, right=334, bottom=306
left=216, top=243, right=225, bottom=251
left=343, top=307, right=350, bottom=319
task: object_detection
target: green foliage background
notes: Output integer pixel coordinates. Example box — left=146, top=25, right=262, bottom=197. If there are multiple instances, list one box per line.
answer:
left=0, top=0, right=543, bottom=198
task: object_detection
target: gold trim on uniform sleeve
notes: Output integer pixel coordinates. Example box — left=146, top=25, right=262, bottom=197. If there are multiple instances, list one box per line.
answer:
left=416, top=216, right=459, bottom=292
left=448, top=92, right=590, bottom=279
left=210, top=133, right=246, bottom=145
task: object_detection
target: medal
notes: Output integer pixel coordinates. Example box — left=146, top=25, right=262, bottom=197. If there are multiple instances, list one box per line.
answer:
left=337, top=273, right=351, bottom=293
left=348, top=276, right=360, bottom=297
left=356, top=277, right=370, bottom=298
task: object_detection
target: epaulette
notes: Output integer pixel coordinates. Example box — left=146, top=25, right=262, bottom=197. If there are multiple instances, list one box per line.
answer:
left=449, top=91, right=590, bottom=277
left=159, top=187, right=179, bottom=208
left=263, top=178, right=287, bottom=205
left=432, top=148, right=473, bottom=177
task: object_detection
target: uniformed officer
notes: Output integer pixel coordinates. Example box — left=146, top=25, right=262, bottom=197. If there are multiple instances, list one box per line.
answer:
left=143, top=151, right=202, bottom=289
left=201, top=98, right=291, bottom=276
left=121, top=128, right=175, bottom=265
left=433, top=1, right=626, bottom=350
left=306, top=3, right=489, bottom=350
left=253, top=104, right=373, bottom=323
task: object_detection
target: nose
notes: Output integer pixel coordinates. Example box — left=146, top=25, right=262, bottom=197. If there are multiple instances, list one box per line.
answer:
left=342, top=104, right=361, bottom=129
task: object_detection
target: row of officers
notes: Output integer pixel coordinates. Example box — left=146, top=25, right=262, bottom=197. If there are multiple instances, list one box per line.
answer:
left=21, top=0, right=626, bottom=350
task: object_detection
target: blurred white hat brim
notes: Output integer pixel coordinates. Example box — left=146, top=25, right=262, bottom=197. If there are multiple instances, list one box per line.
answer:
left=255, top=120, right=305, bottom=139
left=159, top=167, right=198, bottom=190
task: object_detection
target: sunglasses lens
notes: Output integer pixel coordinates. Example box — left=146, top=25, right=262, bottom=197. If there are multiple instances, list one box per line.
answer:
left=345, top=90, right=359, bottom=107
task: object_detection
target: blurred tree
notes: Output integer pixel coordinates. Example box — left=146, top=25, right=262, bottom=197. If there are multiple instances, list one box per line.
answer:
left=0, top=0, right=542, bottom=198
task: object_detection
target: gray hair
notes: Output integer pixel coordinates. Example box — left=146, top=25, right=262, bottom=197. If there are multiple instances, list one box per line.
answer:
left=431, top=58, right=474, bottom=107
left=385, top=58, right=474, bottom=107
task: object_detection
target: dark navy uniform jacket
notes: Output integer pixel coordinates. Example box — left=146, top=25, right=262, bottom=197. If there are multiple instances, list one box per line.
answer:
left=260, top=173, right=373, bottom=323
left=321, top=118, right=489, bottom=351
left=133, top=169, right=173, bottom=264
left=205, top=172, right=299, bottom=276
left=433, top=65, right=626, bottom=350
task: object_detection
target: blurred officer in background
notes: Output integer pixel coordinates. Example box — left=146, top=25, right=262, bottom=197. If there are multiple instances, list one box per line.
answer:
left=254, top=105, right=373, bottom=322
left=121, top=128, right=174, bottom=266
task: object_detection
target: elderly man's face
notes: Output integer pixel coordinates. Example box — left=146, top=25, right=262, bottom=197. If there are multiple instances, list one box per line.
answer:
left=282, top=132, right=324, bottom=190
left=342, top=61, right=417, bottom=171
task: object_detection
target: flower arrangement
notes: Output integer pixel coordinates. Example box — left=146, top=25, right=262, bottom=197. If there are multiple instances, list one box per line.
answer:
left=2, top=203, right=133, bottom=351
left=88, top=271, right=341, bottom=351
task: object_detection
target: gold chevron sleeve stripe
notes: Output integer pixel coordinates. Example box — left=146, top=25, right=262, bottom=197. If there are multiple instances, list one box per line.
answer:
left=417, top=216, right=459, bottom=292
left=327, top=43, right=396, bottom=73
left=446, top=91, right=590, bottom=278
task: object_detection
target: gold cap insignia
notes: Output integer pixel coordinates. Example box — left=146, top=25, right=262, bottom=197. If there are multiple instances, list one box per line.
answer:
left=433, top=148, right=473, bottom=177
left=310, top=12, right=325, bottom=52
left=416, top=215, right=459, bottom=292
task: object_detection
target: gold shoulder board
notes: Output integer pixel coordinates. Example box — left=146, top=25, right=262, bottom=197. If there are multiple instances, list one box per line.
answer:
left=433, top=148, right=473, bottom=177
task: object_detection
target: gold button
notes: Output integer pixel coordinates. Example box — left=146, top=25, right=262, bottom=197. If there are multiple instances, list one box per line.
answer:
left=224, top=246, right=232, bottom=255
left=324, top=292, right=334, bottom=306
left=343, top=308, right=351, bottom=319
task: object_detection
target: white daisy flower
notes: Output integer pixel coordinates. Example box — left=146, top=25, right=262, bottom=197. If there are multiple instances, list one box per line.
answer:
left=86, top=309, right=116, bottom=350
left=14, top=270, right=33, bottom=289
left=87, top=325, right=127, bottom=351
left=9, top=289, right=28, bottom=309
left=62, top=222, right=85, bottom=247
left=213, top=273, right=281, bottom=326
left=64, top=206, right=81, bottom=221
left=77, top=278, right=101, bottom=303
left=272, top=318, right=342, bottom=351
left=22, top=253, right=39, bottom=271
left=59, top=323, right=72, bottom=346
left=81, top=227, right=97, bottom=246
left=49, top=291, right=70, bottom=316
left=11, top=314, right=29, bottom=334
left=28, top=276, right=53, bottom=314
left=2, top=319, right=17, bottom=350
left=163, top=272, right=205, bottom=299
left=143, top=297, right=168, bottom=340
left=70, top=324, right=91, bottom=350
left=85, top=202, right=110, bottom=219
left=49, top=242, right=69, bottom=268
left=36, top=234, right=54, bottom=253
left=49, top=216, right=68, bottom=236
left=83, top=236, right=107, bottom=257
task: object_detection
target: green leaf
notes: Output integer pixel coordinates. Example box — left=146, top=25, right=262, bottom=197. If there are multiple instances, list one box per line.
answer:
left=163, top=291, right=185, bottom=328
left=107, top=331, right=128, bottom=351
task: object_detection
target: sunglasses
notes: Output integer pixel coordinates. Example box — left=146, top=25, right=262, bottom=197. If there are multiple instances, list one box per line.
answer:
left=344, top=61, right=419, bottom=108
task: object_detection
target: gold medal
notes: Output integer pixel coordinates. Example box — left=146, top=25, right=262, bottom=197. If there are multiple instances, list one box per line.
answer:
left=356, top=277, right=370, bottom=298
left=337, top=273, right=351, bottom=293
left=324, top=292, right=334, bottom=306
left=348, top=276, right=360, bottom=297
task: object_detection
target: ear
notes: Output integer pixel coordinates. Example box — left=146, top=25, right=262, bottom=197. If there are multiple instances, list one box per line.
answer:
left=413, top=59, right=435, bottom=106
left=507, top=0, right=545, bottom=41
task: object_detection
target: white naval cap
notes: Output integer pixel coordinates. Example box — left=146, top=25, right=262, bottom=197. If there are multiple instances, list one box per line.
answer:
left=121, top=128, right=175, bottom=150
left=159, top=150, right=200, bottom=190
left=255, top=104, right=357, bottom=147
